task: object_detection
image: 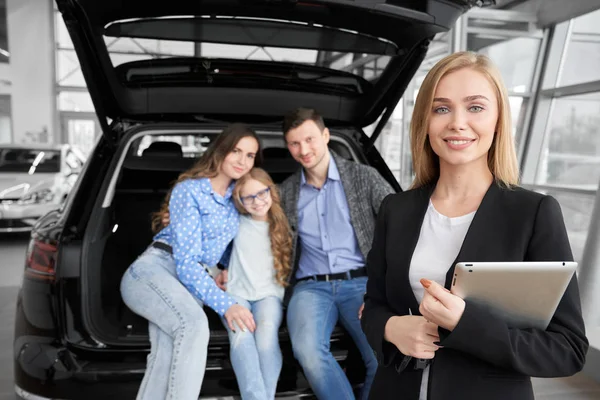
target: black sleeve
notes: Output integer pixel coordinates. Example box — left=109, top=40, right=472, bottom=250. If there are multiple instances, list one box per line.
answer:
left=361, top=194, right=401, bottom=366
left=438, top=195, right=588, bottom=377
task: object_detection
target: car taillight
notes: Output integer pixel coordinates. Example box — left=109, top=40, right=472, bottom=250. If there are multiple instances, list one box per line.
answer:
left=25, top=239, right=58, bottom=281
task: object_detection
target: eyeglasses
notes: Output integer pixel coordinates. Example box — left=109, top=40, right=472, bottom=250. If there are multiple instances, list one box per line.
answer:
left=240, top=187, right=271, bottom=206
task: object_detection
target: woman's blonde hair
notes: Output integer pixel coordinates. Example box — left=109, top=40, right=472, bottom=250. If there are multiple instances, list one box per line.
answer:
left=233, top=168, right=292, bottom=287
left=151, top=123, right=261, bottom=233
left=409, top=51, right=519, bottom=189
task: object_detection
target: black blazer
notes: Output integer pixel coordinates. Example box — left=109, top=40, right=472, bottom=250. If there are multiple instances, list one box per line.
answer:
left=361, top=182, right=588, bottom=400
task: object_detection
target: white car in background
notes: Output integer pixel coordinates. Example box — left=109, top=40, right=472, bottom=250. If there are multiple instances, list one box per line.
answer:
left=0, top=144, right=86, bottom=232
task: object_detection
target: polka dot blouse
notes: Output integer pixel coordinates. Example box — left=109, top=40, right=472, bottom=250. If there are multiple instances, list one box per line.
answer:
left=153, top=177, right=239, bottom=316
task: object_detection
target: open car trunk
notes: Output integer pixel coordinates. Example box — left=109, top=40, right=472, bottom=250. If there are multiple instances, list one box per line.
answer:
left=52, top=0, right=483, bottom=393
left=58, top=0, right=480, bottom=340
left=82, top=125, right=380, bottom=346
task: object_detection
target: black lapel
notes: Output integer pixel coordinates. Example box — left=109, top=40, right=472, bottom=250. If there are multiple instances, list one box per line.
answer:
left=401, top=183, right=435, bottom=315
left=443, top=182, right=501, bottom=288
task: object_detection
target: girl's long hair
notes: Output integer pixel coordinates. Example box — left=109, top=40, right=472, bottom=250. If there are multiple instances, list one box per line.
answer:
left=233, top=168, right=292, bottom=287
left=151, top=123, right=262, bottom=233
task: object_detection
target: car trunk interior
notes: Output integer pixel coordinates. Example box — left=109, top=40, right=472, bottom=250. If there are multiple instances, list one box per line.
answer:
left=83, top=127, right=362, bottom=347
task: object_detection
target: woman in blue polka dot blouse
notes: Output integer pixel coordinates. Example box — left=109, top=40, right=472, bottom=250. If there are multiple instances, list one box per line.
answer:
left=120, top=123, right=262, bottom=400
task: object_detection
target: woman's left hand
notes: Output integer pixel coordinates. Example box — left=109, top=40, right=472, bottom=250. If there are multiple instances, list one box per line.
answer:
left=419, top=278, right=465, bottom=332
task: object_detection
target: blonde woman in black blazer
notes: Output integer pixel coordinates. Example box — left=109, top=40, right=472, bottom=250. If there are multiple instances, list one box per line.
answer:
left=361, top=51, right=588, bottom=400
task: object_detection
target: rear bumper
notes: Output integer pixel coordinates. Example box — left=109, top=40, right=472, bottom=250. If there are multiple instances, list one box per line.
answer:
left=16, top=385, right=65, bottom=400
left=0, top=202, right=57, bottom=232
left=15, top=367, right=312, bottom=400
left=15, top=384, right=316, bottom=400
left=14, top=339, right=315, bottom=400
left=13, top=335, right=358, bottom=400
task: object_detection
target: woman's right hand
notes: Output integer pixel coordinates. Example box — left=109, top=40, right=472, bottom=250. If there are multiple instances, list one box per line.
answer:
left=384, top=315, right=440, bottom=359
left=224, top=304, right=256, bottom=333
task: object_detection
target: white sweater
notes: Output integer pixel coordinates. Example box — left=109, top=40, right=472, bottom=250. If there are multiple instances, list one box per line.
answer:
left=409, top=201, right=475, bottom=400
left=226, top=215, right=285, bottom=301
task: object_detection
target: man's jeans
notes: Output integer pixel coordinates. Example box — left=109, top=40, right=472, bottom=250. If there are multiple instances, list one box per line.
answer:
left=287, top=276, right=377, bottom=400
left=120, top=246, right=210, bottom=400
left=221, top=294, right=283, bottom=400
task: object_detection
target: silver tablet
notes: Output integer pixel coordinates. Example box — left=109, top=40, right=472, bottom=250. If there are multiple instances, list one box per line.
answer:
left=451, top=261, right=577, bottom=330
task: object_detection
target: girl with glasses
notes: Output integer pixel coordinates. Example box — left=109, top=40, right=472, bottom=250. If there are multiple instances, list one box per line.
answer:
left=215, top=167, right=292, bottom=400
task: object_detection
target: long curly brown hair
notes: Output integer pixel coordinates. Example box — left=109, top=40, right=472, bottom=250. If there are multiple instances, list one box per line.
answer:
left=233, top=168, right=292, bottom=287
left=151, top=123, right=262, bottom=233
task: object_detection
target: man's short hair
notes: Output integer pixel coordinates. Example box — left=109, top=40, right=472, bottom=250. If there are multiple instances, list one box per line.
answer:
left=282, top=107, right=326, bottom=136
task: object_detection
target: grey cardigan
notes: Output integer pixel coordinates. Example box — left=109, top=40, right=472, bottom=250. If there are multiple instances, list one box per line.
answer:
left=279, top=151, right=395, bottom=284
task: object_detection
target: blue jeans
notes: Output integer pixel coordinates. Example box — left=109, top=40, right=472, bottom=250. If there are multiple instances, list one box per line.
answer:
left=221, top=295, right=284, bottom=400
left=120, top=246, right=210, bottom=400
left=287, top=277, right=377, bottom=400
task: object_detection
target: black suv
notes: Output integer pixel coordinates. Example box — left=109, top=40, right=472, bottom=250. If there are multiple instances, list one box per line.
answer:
left=14, top=1, right=481, bottom=398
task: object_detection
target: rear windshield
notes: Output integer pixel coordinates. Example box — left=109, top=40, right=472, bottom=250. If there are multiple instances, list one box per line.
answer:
left=131, top=134, right=213, bottom=158
left=0, top=149, right=61, bottom=173
left=129, top=133, right=284, bottom=158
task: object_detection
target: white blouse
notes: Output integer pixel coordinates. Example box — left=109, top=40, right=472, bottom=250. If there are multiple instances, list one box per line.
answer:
left=409, top=201, right=475, bottom=400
